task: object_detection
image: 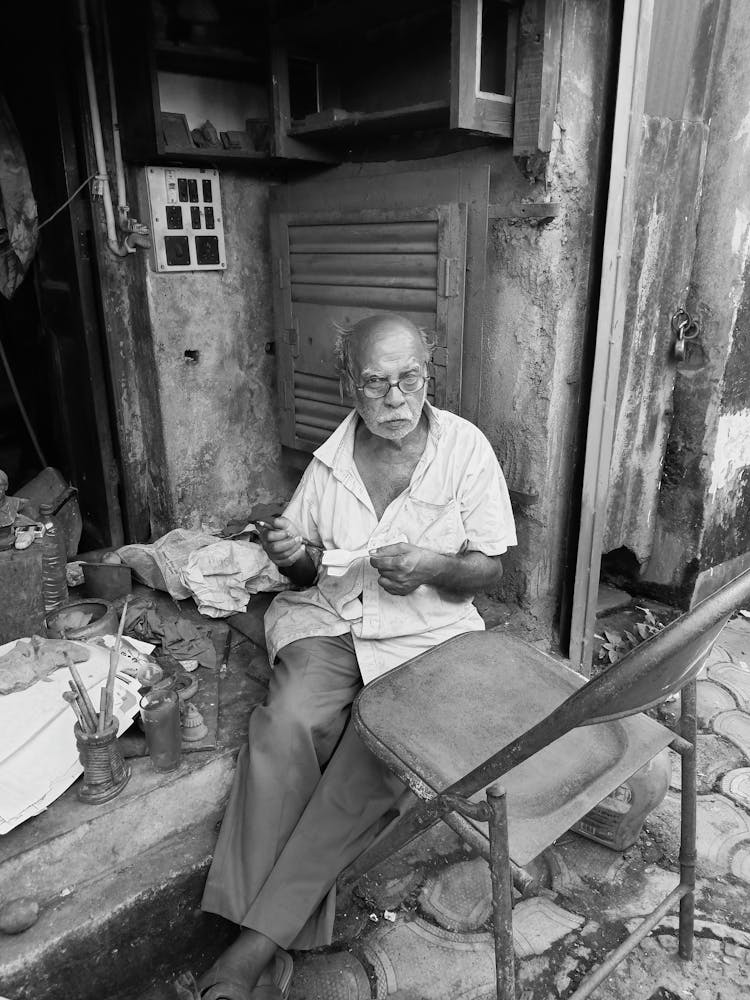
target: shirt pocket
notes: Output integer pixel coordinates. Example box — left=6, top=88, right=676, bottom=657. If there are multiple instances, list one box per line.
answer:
left=406, top=496, right=465, bottom=554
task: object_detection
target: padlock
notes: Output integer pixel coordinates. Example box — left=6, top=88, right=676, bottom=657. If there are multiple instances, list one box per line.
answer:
left=671, top=308, right=699, bottom=362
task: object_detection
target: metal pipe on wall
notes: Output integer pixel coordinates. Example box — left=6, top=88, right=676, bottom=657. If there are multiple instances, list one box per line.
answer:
left=77, top=0, right=130, bottom=256
left=100, top=1, right=128, bottom=224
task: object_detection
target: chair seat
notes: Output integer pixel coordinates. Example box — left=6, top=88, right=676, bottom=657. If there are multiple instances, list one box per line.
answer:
left=355, top=630, right=674, bottom=866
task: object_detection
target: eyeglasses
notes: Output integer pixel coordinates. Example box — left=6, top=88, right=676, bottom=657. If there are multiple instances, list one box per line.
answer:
left=354, top=373, right=427, bottom=399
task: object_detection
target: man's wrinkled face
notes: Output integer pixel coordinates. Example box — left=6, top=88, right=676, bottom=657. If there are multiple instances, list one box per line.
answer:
left=350, top=322, right=428, bottom=441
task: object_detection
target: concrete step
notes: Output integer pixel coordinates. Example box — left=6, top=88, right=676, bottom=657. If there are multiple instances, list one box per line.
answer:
left=0, top=823, right=233, bottom=1000
left=0, top=748, right=235, bottom=907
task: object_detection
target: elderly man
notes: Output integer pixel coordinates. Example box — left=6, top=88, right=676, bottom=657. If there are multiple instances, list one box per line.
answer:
left=198, top=312, right=516, bottom=1000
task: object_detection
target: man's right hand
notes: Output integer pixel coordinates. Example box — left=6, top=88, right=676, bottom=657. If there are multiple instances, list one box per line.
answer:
left=257, top=516, right=307, bottom=568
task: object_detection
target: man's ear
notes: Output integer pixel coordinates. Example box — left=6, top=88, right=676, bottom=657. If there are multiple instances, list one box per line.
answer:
left=339, top=375, right=355, bottom=403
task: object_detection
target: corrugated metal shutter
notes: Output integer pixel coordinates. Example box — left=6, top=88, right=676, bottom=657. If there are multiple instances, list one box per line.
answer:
left=270, top=205, right=467, bottom=451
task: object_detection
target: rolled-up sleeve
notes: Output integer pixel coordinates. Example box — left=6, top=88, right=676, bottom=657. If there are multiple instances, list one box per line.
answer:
left=281, top=461, right=324, bottom=546
left=458, top=430, right=517, bottom=556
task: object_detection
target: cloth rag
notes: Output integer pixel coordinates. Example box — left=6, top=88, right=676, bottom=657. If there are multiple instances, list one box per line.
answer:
left=123, top=596, right=217, bottom=669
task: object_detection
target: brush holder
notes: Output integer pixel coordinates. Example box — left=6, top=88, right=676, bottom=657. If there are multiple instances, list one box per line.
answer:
left=74, top=720, right=131, bottom=804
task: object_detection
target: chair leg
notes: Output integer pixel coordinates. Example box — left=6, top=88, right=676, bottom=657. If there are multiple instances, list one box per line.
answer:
left=487, top=786, right=516, bottom=1000
left=679, top=679, right=697, bottom=960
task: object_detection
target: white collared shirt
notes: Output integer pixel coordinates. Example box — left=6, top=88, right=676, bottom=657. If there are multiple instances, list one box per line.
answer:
left=264, top=403, right=517, bottom=684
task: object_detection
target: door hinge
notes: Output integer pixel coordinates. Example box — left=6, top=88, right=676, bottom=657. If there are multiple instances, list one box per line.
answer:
left=438, top=256, right=459, bottom=297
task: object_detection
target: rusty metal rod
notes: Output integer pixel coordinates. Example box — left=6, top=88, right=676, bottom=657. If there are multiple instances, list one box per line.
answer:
left=679, top=678, right=697, bottom=960
left=569, top=884, right=688, bottom=1000
left=487, top=786, right=516, bottom=1000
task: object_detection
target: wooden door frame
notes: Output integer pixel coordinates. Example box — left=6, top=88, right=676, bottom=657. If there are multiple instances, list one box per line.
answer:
left=568, top=0, right=656, bottom=674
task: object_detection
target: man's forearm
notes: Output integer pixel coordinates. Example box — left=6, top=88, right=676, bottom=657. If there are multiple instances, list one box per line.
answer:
left=426, top=550, right=503, bottom=595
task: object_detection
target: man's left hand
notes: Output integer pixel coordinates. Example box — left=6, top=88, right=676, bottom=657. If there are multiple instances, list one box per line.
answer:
left=369, top=542, right=439, bottom=595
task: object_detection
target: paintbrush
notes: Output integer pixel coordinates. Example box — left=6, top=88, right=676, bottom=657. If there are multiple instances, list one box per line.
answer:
left=67, top=656, right=98, bottom=731
left=253, top=520, right=325, bottom=551
left=63, top=689, right=88, bottom=732
left=103, top=598, right=129, bottom=728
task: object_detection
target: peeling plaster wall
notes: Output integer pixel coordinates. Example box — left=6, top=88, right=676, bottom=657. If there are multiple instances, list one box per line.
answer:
left=643, top=0, right=750, bottom=599
left=482, top=0, right=612, bottom=615
left=137, top=171, right=295, bottom=532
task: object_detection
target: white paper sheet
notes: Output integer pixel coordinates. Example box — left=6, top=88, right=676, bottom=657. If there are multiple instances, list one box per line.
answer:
left=0, top=638, right=142, bottom=835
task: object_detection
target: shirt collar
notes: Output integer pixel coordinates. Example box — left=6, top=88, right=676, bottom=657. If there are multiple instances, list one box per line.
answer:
left=314, top=400, right=442, bottom=473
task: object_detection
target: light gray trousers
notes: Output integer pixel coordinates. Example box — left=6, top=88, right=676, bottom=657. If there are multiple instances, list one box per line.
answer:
left=200, top=633, right=405, bottom=949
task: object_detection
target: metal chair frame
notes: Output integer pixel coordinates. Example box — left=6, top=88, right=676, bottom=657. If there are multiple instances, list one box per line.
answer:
left=343, top=569, right=750, bottom=1000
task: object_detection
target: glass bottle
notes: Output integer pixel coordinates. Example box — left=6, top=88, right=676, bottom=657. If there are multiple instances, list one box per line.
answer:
left=139, top=688, right=182, bottom=771
left=40, top=503, right=69, bottom=611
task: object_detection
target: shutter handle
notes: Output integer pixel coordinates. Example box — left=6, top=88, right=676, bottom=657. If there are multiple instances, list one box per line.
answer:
left=285, top=319, right=300, bottom=358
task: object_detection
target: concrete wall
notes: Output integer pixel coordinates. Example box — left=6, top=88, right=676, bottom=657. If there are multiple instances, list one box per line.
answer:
left=637, top=0, right=750, bottom=601
left=136, top=171, right=296, bottom=532
left=482, top=0, right=612, bottom=617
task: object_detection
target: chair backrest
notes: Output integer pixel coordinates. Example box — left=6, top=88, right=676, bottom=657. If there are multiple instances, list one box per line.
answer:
left=574, top=567, right=750, bottom=725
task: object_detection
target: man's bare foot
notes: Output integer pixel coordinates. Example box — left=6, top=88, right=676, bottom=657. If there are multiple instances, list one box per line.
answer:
left=197, top=928, right=278, bottom=998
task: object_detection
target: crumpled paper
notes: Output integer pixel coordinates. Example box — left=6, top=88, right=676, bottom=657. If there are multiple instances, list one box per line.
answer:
left=180, top=540, right=287, bottom=618
left=117, top=529, right=219, bottom=600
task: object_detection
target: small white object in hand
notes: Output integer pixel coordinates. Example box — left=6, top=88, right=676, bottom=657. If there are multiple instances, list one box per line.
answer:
left=321, top=548, right=371, bottom=576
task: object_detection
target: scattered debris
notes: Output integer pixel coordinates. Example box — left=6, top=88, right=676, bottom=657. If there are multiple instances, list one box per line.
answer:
left=596, top=607, right=666, bottom=664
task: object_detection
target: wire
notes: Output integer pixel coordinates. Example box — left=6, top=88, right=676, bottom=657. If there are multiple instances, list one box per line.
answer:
left=0, top=332, right=47, bottom=468
left=38, top=173, right=98, bottom=231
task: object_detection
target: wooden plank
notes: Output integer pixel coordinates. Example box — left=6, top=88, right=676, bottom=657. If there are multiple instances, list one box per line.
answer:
left=568, top=0, right=656, bottom=673
left=513, top=0, right=564, bottom=157
left=436, top=202, right=468, bottom=413
left=270, top=44, right=339, bottom=162
left=451, top=0, right=514, bottom=137
left=288, top=101, right=450, bottom=138
left=269, top=208, right=296, bottom=446
left=488, top=201, right=561, bottom=219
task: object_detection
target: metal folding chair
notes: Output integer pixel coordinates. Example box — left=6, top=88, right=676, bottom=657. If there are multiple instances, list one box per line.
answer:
left=344, top=569, right=750, bottom=999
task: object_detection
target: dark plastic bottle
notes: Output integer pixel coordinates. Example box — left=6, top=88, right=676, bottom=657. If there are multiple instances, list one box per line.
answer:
left=40, top=503, right=69, bottom=611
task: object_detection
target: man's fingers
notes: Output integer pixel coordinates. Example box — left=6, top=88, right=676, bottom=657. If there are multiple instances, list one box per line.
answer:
left=369, top=553, right=401, bottom=570
left=267, top=528, right=299, bottom=546
left=370, top=542, right=408, bottom=557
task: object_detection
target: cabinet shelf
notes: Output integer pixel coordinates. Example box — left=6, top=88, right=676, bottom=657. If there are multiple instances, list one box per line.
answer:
left=287, top=101, right=451, bottom=140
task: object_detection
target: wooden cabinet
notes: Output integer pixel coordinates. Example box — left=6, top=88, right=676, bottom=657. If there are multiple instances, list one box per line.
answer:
left=110, top=1, right=562, bottom=169
left=110, top=0, right=273, bottom=166
left=270, top=0, right=521, bottom=162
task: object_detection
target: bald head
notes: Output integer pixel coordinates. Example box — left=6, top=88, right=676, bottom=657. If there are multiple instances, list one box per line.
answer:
left=334, top=313, right=433, bottom=390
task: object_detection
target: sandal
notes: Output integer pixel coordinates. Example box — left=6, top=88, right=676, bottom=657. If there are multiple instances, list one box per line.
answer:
left=196, top=967, right=252, bottom=1000
left=273, top=950, right=293, bottom=1000
left=195, top=950, right=292, bottom=1000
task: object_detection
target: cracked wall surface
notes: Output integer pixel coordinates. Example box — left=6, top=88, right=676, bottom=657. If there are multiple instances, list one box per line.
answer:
left=137, top=171, right=296, bottom=533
